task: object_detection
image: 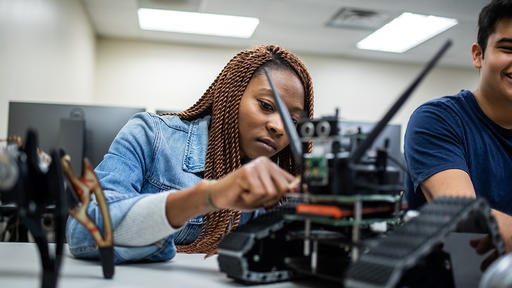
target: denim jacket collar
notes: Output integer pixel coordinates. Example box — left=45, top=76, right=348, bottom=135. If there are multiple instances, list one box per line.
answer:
left=182, top=115, right=210, bottom=173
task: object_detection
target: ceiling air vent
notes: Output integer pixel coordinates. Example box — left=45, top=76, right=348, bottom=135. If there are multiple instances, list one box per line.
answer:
left=327, top=7, right=390, bottom=30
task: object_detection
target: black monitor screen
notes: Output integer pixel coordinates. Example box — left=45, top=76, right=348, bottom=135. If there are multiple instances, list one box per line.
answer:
left=339, top=120, right=403, bottom=170
left=8, top=102, right=145, bottom=173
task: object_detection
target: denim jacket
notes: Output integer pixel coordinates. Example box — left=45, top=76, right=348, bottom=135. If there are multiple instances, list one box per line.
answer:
left=66, top=112, right=258, bottom=263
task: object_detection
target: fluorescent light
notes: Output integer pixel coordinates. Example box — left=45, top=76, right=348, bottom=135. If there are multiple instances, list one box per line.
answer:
left=137, top=8, right=259, bottom=38
left=357, top=12, right=457, bottom=53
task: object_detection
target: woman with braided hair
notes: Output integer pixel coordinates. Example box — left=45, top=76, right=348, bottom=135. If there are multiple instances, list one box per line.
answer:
left=66, top=45, right=314, bottom=263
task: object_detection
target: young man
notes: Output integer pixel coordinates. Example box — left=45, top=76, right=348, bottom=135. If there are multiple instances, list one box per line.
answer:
left=404, top=0, right=512, bottom=268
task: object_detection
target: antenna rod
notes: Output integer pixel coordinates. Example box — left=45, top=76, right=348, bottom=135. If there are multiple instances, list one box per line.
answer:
left=350, top=39, right=452, bottom=164
left=263, top=68, right=303, bottom=166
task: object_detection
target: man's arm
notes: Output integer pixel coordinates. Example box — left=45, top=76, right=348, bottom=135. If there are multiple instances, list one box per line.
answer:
left=421, top=169, right=512, bottom=252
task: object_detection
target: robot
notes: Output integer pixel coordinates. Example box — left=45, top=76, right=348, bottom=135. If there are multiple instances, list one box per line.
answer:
left=217, top=40, right=506, bottom=288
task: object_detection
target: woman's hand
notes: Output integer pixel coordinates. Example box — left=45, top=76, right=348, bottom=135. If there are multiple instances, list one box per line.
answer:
left=165, top=156, right=296, bottom=228
left=209, top=156, right=296, bottom=210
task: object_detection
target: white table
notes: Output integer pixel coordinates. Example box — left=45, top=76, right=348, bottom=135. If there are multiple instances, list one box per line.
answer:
left=0, top=243, right=329, bottom=288
left=0, top=234, right=487, bottom=288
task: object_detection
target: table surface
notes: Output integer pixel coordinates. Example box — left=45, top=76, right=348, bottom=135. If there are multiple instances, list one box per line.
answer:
left=0, top=235, right=485, bottom=288
left=0, top=243, right=336, bottom=288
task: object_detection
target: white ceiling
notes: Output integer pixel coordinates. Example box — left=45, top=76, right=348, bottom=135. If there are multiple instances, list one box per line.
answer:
left=82, top=0, right=489, bottom=68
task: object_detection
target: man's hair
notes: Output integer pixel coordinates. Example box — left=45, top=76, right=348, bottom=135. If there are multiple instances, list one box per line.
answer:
left=167, top=45, right=314, bottom=255
left=478, top=0, right=512, bottom=57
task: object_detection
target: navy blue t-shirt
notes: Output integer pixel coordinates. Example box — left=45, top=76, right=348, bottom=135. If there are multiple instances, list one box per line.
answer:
left=404, top=89, right=512, bottom=214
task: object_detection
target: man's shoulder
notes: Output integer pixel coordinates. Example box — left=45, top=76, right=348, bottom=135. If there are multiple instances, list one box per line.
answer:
left=418, top=90, right=472, bottom=111
left=409, top=90, right=473, bottom=125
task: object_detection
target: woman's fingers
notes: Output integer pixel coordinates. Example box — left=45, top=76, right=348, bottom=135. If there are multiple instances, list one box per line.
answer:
left=239, top=157, right=295, bottom=208
left=256, top=163, right=279, bottom=201
left=287, top=176, right=301, bottom=193
left=265, top=158, right=296, bottom=201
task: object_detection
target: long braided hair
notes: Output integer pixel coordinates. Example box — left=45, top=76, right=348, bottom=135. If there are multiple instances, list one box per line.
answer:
left=168, top=45, right=314, bottom=255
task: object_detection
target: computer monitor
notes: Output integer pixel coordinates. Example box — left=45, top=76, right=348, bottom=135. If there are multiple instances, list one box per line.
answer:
left=339, top=120, right=403, bottom=170
left=7, top=102, right=145, bottom=174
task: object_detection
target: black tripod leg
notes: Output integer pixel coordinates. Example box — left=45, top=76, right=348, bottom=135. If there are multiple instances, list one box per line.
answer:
left=99, top=246, right=115, bottom=279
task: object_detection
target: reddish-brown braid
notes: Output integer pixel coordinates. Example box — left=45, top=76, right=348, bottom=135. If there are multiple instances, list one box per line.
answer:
left=165, top=45, right=314, bottom=255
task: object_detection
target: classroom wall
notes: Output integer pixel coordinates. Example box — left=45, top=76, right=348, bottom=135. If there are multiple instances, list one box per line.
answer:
left=0, top=0, right=480, bottom=148
left=94, top=38, right=480, bottom=144
left=0, top=0, right=95, bottom=139
left=93, top=38, right=239, bottom=113
left=301, top=53, right=480, bottom=132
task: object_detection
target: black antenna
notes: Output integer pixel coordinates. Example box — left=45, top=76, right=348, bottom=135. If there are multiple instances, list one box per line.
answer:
left=350, top=39, right=452, bottom=164
left=263, top=68, right=303, bottom=166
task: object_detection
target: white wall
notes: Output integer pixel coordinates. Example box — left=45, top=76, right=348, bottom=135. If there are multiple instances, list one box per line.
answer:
left=0, top=0, right=480, bottom=147
left=301, top=53, right=480, bottom=130
left=0, top=0, right=95, bottom=138
left=95, top=38, right=480, bottom=144
left=94, top=38, right=240, bottom=113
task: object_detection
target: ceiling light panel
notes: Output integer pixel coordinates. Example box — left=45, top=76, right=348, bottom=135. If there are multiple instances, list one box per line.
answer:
left=137, top=8, right=259, bottom=38
left=357, top=12, right=457, bottom=53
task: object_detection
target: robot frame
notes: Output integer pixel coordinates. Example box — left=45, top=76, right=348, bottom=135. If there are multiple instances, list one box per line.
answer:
left=217, top=40, right=506, bottom=288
